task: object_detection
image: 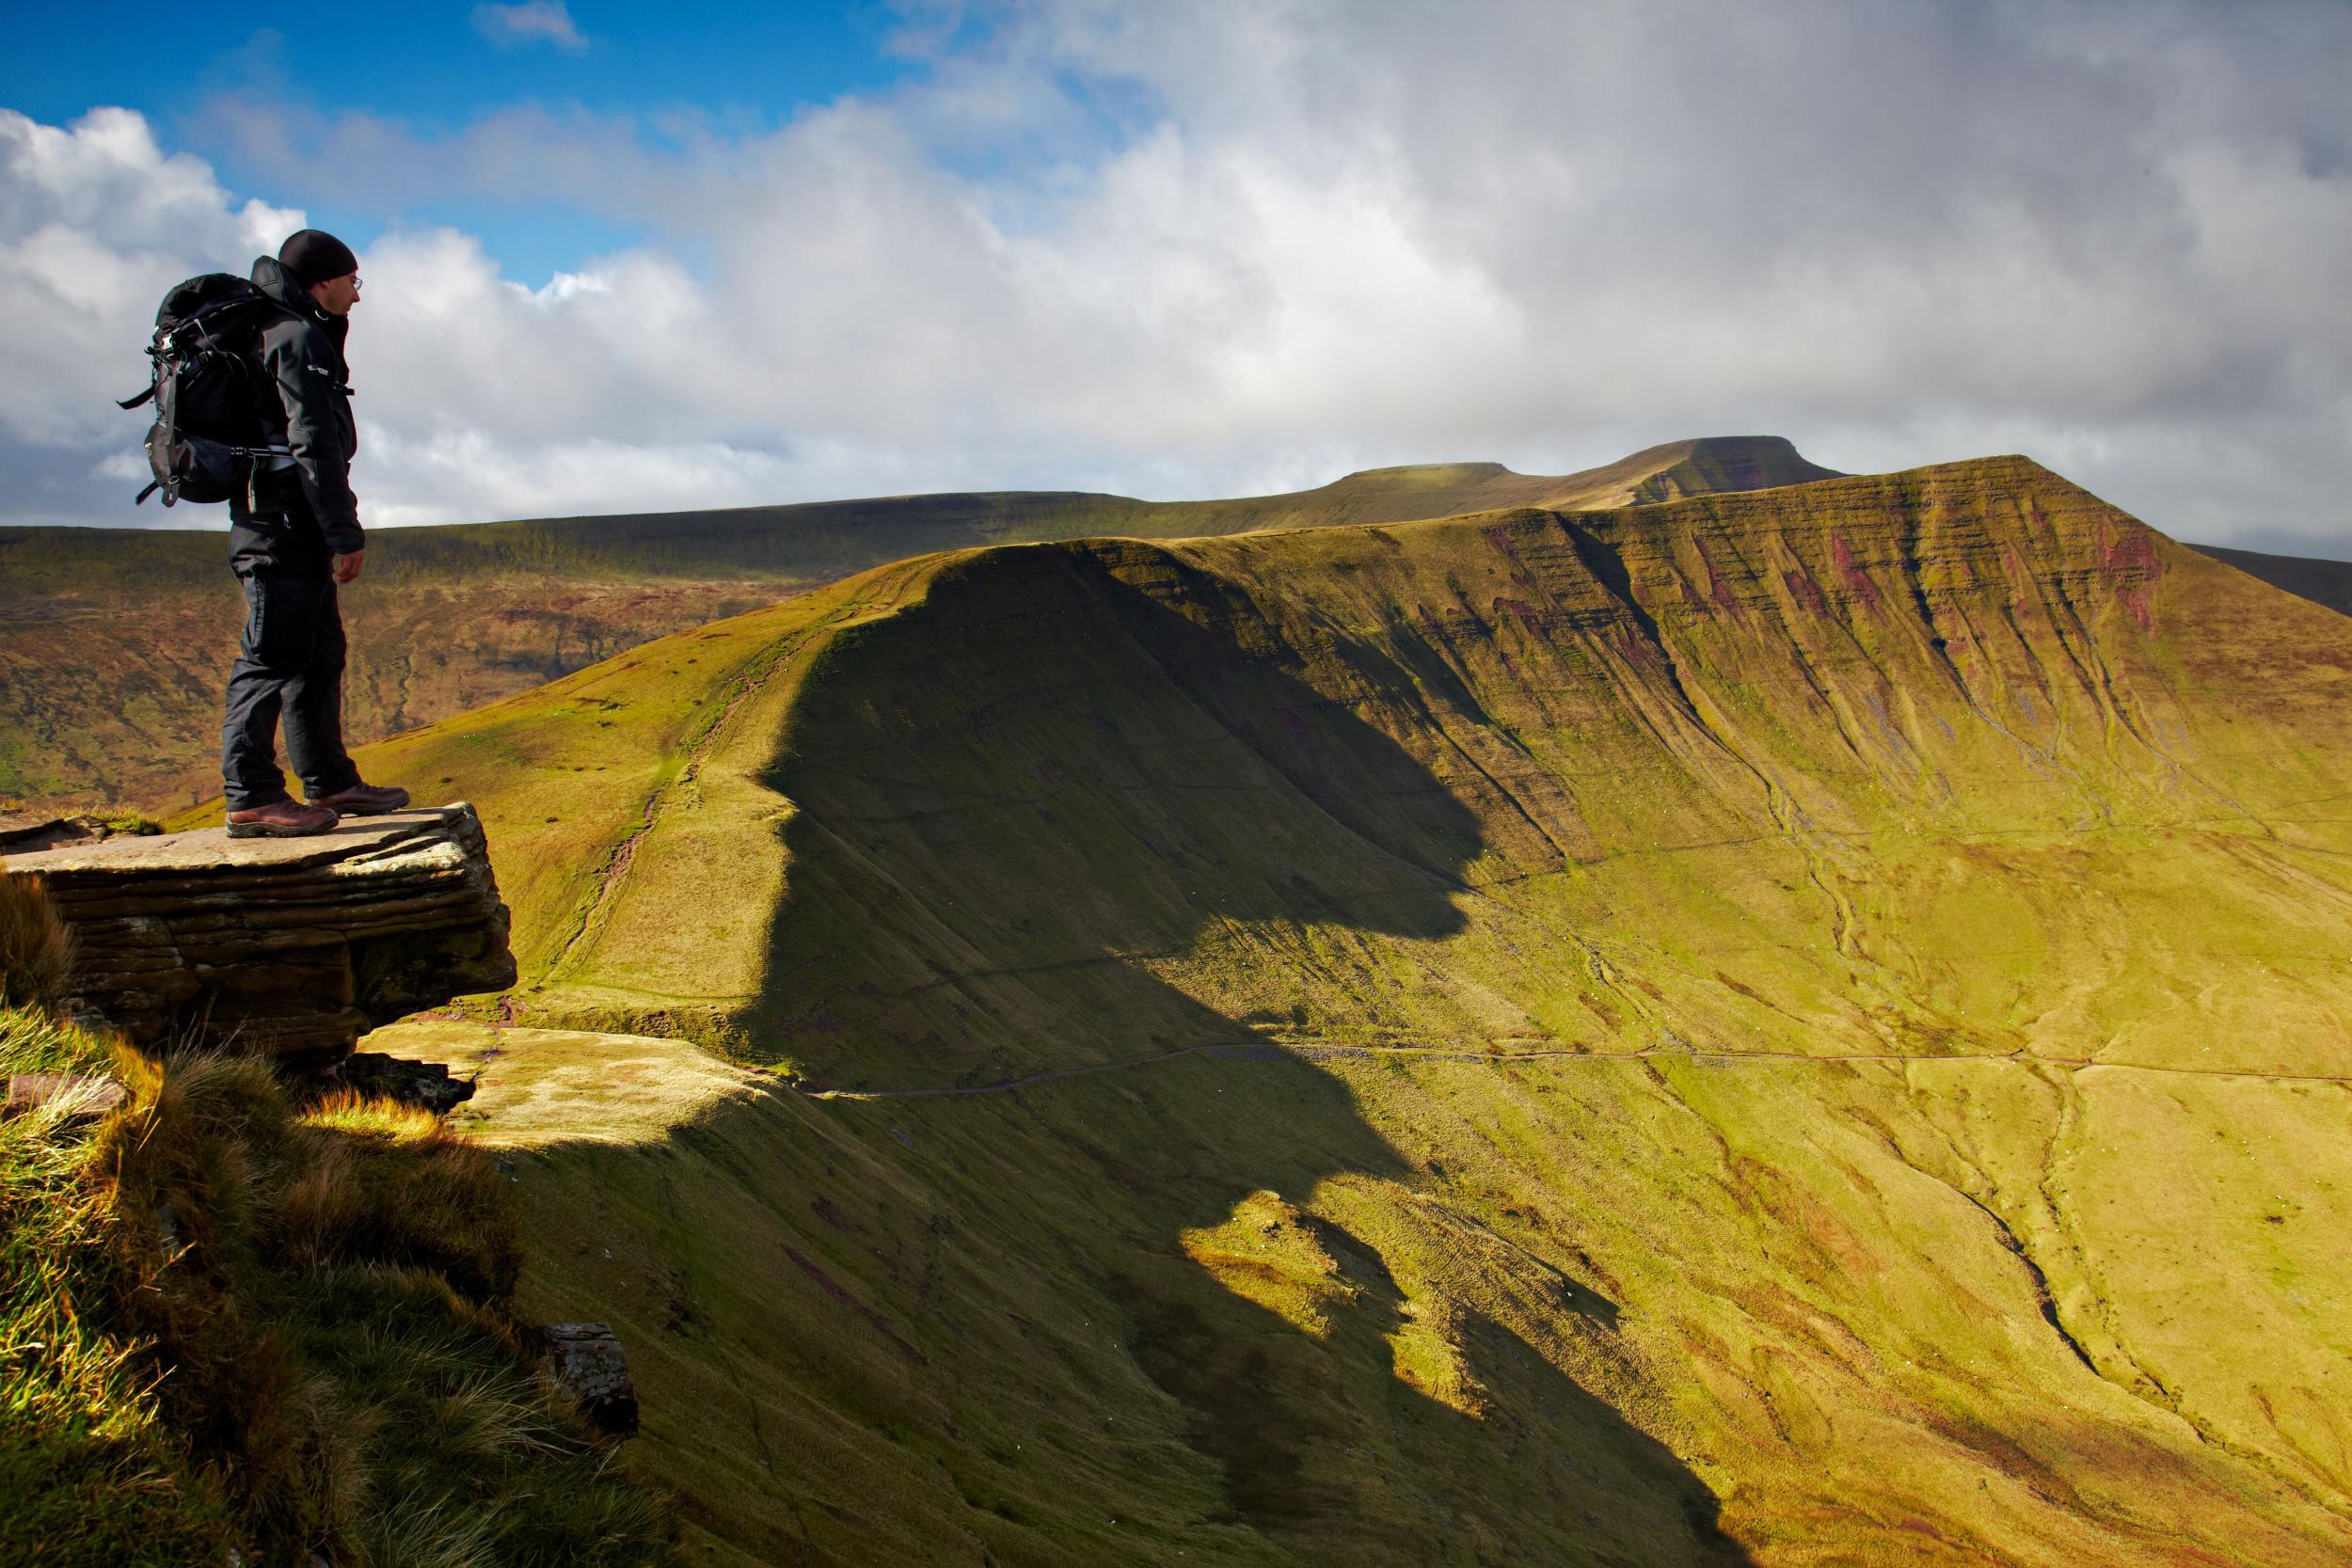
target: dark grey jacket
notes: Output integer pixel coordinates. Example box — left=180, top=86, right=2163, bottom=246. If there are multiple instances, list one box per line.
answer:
left=247, top=255, right=363, bottom=556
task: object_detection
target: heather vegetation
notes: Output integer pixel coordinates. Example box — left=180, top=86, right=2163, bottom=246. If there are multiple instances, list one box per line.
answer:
left=318, top=455, right=2351, bottom=1562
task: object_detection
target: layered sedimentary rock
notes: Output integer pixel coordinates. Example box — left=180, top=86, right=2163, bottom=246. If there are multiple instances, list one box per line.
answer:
left=3, top=803, right=514, bottom=1063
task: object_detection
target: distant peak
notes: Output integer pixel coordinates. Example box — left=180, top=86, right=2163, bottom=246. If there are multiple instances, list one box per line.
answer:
left=1316, top=439, right=1844, bottom=508
left=1625, top=434, right=1841, bottom=477
left=1608, top=436, right=1843, bottom=505
left=1325, top=461, right=1518, bottom=489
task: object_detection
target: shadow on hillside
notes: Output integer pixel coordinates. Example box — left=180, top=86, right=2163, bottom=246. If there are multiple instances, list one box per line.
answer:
left=745, top=540, right=1488, bottom=1087
left=560, top=539, right=1757, bottom=1563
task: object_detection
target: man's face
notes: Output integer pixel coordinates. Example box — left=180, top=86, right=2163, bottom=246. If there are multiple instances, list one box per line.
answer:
left=309, top=272, right=361, bottom=317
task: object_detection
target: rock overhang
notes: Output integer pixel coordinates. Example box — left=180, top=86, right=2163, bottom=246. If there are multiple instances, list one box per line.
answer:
left=3, top=802, right=516, bottom=1067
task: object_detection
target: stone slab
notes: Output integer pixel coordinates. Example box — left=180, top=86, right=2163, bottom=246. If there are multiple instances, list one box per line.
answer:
left=5, top=802, right=515, bottom=1064
left=0, top=813, right=93, bottom=855
left=4, top=1073, right=126, bottom=1121
left=5, top=804, right=482, bottom=880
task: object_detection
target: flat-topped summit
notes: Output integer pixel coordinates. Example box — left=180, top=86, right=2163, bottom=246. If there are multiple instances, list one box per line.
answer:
left=4, top=802, right=515, bottom=1062
left=1311, top=436, right=1842, bottom=515
left=1221, top=435, right=1846, bottom=528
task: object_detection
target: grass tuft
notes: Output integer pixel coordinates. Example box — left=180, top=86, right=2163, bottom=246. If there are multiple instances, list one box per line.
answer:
left=0, top=872, right=72, bottom=1010
left=0, top=1009, right=670, bottom=1563
left=342, top=1490, right=497, bottom=1568
left=0, top=1006, right=237, bottom=1563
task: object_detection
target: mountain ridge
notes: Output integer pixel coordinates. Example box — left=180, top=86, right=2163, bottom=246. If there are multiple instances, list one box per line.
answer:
left=311, top=451, right=2352, bottom=1562
left=0, top=435, right=1835, bottom=813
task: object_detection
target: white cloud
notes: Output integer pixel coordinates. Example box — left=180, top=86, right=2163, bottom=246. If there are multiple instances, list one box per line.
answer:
left=471, top=1, right=586, bottom=54
left=0, top=109, right=299, bottom=448
left=3, top=1, right=2349, bottom=558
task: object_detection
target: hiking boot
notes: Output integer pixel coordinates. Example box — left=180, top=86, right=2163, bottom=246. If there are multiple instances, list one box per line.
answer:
left=310, top=783, right=410, bottom=816
left=226, top=799, right=340, bottom=839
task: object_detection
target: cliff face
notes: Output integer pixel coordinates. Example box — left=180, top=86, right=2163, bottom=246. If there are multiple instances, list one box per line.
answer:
left=4, top=804, right=515, bottom=1063
left=338, top=456, right=2352, bottom=1565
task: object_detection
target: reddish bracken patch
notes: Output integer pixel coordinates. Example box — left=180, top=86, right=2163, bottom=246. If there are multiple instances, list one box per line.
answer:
left=1494, top=595, right=1543, bottom=626
left=2107, top=521, right=2154, bottom=576
left=1695, top=539, right=1739, bottom=610
left=2099, top=517, right=2161, bottom=626
left=1783, top=568, right=1828, bottom=615
left=1831, top=535, right=1881, bottom=609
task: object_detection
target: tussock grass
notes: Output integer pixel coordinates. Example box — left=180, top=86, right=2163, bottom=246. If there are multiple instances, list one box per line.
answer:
left=0, top=872, right=71, bottom=1009
left=276, top=1090, right=521, bottom=1301
left=342, top=1493, right=497, bottom=1568
left=0, top=964, right=670, bottom=1563
left=0, top=1005, right=236, bottom=1562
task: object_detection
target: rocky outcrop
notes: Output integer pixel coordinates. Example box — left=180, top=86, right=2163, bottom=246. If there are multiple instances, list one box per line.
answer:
left=2, top=803, right=515, bottom=1065
left=538, top=1323, right=639, bottom=1438
left=334, top=1050, right=478, bottom=1113
left=0, top=809, right=92, bottom=854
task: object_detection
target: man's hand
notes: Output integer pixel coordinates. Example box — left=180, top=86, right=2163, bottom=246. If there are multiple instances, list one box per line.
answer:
left=331, top=549, right=365, bottom=585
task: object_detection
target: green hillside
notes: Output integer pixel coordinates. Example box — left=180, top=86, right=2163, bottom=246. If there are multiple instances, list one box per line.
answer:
left=0, top=436, right=1831, bottom=814
left=2189, top=543, right=2352, bottom=619
left=339, top=455, right=2352, bottom=1563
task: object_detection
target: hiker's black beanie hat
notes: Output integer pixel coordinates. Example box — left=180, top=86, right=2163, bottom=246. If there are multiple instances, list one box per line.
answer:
left=279, top=229, right=359, bottom=287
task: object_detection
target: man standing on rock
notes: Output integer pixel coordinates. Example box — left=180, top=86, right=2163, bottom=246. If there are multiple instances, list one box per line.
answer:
left=223, top=230, right=409, bottom=839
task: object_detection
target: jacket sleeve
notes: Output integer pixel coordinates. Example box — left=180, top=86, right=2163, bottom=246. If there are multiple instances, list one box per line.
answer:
left=262, top=322, right=364, bottom=555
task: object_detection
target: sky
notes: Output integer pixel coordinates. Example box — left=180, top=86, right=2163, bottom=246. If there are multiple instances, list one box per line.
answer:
left=3, top=0, right=2347, bottom=558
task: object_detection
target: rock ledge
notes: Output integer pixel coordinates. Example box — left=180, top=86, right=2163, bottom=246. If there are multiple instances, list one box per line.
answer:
left=3, top=804, right=516, bottom=1065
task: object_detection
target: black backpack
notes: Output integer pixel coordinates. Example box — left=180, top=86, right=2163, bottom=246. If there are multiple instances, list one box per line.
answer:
left=118, top=274, right=289, bottom=507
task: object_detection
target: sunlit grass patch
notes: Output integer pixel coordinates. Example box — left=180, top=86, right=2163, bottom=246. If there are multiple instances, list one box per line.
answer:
left=0, top=870, right=72, bottom=1010
left=0, top=1003, right=236, bottom=1563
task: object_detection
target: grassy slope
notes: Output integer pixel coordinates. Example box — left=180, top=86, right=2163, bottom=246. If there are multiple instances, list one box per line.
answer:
left=2188, top=544, right=2352, bottom=620
left=0, top=1008, right=667, bottom=1567
left=2, top=436, right=1831, bottom=813
left=345, top=456, right=2352, bottom=1564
